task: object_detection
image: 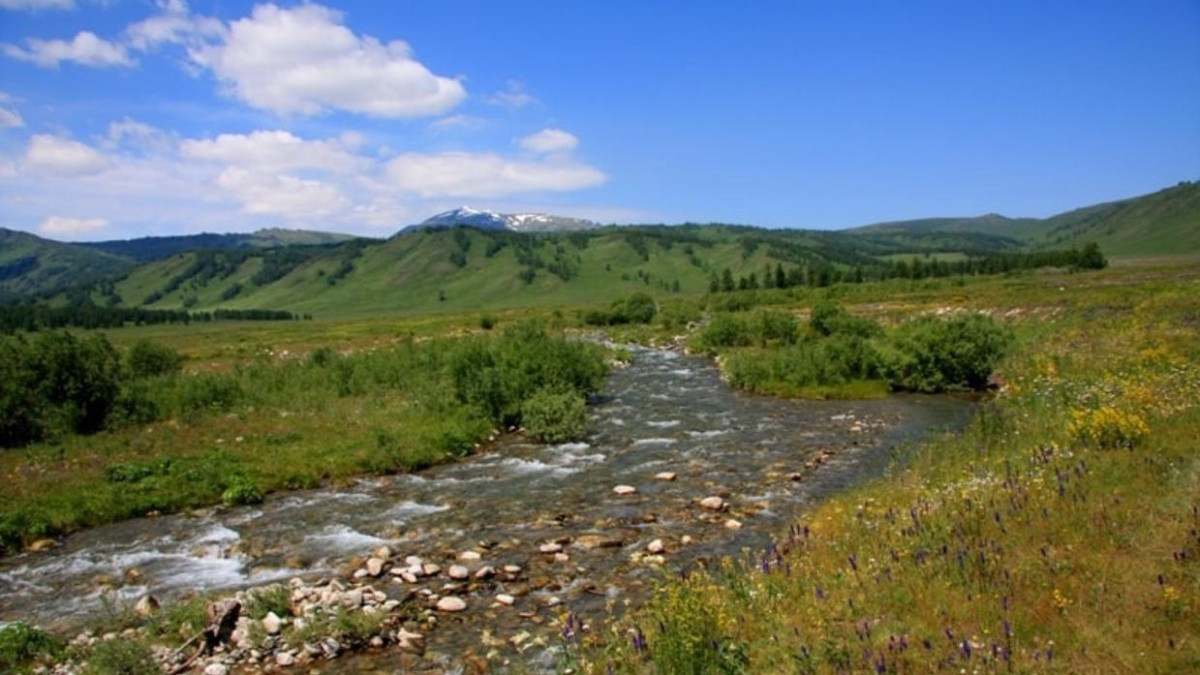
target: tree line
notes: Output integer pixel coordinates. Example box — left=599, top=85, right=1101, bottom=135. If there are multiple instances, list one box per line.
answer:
left=0, top=305, right=308, bottom=334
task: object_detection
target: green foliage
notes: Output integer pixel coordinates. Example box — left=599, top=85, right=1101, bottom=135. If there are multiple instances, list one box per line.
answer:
left=479, top=314, right=496, bottom=330
left=522, top=388, right=588, bottom=443
left=887, top=313, right=1014, bottom=392
left=583, top=292, right=659, bottom=326
left=809, top=299, right=882, bottom=338
left=82, top=639, right=158, bottom=675
left=245, top=584, right=292, bottom=621
left=220, top=476, right=263, bottom=506
left=0, top=623, right=61, bottom=672
left=331, top=607, right=386, bottom=646
left=123, top=339, right=183, bottom=379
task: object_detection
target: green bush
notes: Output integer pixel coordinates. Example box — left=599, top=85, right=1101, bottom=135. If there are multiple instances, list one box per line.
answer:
left=123, top=339, right=183, bottom=379
left=0, top=622, right=61, bottom=672
left=522, top=388, right=588, bottom=443
left=221, top=477, right=263, bottom=506
left=886, top=313, right=1013, bottom=392
left=809, top=300, right=882, bottom=338
left=82, top=638, right=158, bottom=675
left=582, top=292, right=658, bottom=326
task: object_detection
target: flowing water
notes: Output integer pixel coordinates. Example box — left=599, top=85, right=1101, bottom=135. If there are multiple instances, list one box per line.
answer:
left=0, top=346, right=975, bottom=670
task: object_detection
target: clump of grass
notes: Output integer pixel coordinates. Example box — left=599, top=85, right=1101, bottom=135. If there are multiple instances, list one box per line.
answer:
left=81, top=638, right=158, bottom=675
left=0, top=622, right=62, bottom=673
left=245, top=584, right=292, bottom=621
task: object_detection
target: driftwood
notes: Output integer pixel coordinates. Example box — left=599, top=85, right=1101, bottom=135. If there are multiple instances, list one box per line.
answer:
left=169, top=599, right=241, bottom=674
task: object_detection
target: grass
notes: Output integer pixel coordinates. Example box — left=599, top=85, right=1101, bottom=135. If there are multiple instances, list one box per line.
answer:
left=582, top=265, right=1200, bottom=673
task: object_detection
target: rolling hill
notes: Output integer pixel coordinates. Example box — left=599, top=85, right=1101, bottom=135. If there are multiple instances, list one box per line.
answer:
left=0, top=228, right=131, bottom=300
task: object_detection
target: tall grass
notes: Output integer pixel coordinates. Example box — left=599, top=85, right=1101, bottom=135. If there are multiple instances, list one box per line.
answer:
left=589, top=283, right=1200, bottom=673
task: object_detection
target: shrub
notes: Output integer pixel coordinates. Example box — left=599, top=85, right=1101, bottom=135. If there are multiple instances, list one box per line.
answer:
left=1068, top=406, right=1149, bottom=449
left=82, top=639, right=158, bottom=675
left=479, top=314, right=496, bottom=330
left=124, top=339, right=183, bottom=379
left=0, top=622, right=61, bottom=671
left=522, top=388, right=588, bottom=443
left=221, top=477, right=263, bottom=506
left=887, top=313, right=1013, bottom=392
left=246, top=584, right=292, bottom=620
left=809, top=300, right=882, bottom=338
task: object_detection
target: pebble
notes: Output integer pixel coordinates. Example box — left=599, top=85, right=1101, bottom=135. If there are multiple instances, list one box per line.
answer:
left=134, top=595, right=159, bottom=617
left=436, top=596, right=467, bottom=612
left=700, top=496, right=727, bottom=511
left=612, top=485, right=638, bottom=495
left=474, top=566, right=496, bottom=579
left=276, top=652, right=297, bottom=667
left=503, top=564, right=522, bottom=575
left=423, top=563, right=442, bottom=576
left=545, top=596, right=562, bottom=607
left=262, top=612, right=282, bottom=635
left=724, top=518, right=743, bottom=530
left=366, top=557, right=385, bottom=577
left=539, top=542, right=563, bottom=554
left=553, top=552, right=570, bottom=563
left=374, top=546, right=392, bottom=559
left=459, top=551, right=482, bottom=561
left=654, top=471, right=677, bottom=481
left=495, top=593, right=516, bottom=606
left=448, top=565, right=470, bottom=580
left=646, top=539, right=665, bottom=554
left=203, top=664, right=229, bottom=675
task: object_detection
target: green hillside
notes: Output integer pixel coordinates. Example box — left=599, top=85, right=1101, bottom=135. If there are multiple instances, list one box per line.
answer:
left=79, top=228, right=363, bottom=263
left=0, top=228, right=132, bottom=300
left=854, top=181, right=1200, bottom=258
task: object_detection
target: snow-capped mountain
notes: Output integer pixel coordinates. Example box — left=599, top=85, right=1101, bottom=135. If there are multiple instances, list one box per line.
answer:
left=412, top=206, right=599, bottom=233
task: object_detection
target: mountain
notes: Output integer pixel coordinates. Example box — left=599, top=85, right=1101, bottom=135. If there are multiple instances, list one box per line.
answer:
left=414, top=207, right=599, bottom=233
left=80, top=228, right=363, bottom=263
left=0, top=228, right=132, bottom=300
left=850, top=181, right=1200, bottom=257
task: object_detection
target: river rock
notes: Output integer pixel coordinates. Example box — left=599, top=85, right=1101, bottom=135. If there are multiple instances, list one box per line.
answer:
left=366, top=557, right=386, bottom=577
left=539, top=542, right=563, bottom=554
left=724, top=518, right=743, bottom=530
left=553, top=552, right=570, bottom=563
left=459, top=551, right=482, bottom=561
left=28, top=538, right=58, bottom=552
left=203, top=664, right=229, bottom=675
left=495, top=593, right=515, bottom=606
left=262, top=611, right=282, bottom=635
left=475, top=565, right=496, bottom=580
left=700, top=496, right=726, bottom=511
left=374, top=546, right=392, bottom=560
left=342, top=589, right=364, bottom=609
left=436, top=596, right=467, bottom=612
left=423, top=563, right=441, bottom=576
left=646, top=539, right=665, bottom=554
left=613, top=485, right=638, bottom=495
left=397, top=627, right=425, bottom=653
left=504, top=564, right=523, bottom=575
left=276, top=652, right=297, bottom=667
left=654, top=472, right=677, bottom=481
left=405, top=555, right=423, bottom=567
left=134, top=595, right=159, bottom=617
left=448, top=565, right=470, bottom=580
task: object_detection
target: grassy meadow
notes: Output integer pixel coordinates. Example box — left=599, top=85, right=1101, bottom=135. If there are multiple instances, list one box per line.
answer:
left=570, top=262, right=1200, bottom=673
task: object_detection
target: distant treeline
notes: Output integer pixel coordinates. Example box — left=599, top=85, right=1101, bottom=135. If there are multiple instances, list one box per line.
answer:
left=0, top=305, right=309, bottom=334
left=709, top=243, right=1107, bottom=292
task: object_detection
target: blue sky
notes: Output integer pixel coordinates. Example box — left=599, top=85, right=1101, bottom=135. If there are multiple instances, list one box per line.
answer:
left=1, top=0, right=1197, bottom=240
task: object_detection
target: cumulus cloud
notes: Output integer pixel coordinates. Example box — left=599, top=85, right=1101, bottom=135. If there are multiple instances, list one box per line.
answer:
left=214, top=167, right=348, bottom=220
left=189, top=3, right=465, bottom=118
left=0, top=0, right=75, bottom=10
left=24, top=134, right=109, bottom=175
left=103, top=118, right=175, bottom=152
left=519, top=128, right=579, bottom=154
left=386, top=152, right=607, bottom=198
left=39, top=215, right=110, bottom=236
left=181, top=129, right=366, bottom=173
left=3, top=31, right=133, bottom=68
left=126, top=0, right=225, bottom=51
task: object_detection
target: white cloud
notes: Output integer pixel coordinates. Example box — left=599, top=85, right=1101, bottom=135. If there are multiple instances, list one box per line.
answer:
left=214, top=167, right=348, bottom=220
left=0, top=0, right=75, bottom=10
left=519, top=128, right=579, bottom=154
left=103, top=118, right=174, bottom=152
left=126, top=0, right=225, bottom=51
left=181, top=129, right=366, bottom=173
left=428, top=114, right=486, bottom=134
left=487, top=80, right=536, bottom=109
left=0, top=107, right=22, bottom=128
left=39, top=216, right=109, bottom=236
left=386, top=152, right=607, bottom=198
left=189, top=3, right=465, bottom=118
left=3, top=31, right=133, bottom=68
left=24, top=134, right=109, bottom=175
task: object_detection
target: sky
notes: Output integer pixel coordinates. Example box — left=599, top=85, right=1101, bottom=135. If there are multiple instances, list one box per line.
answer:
left=0, top=0, right=1197, bottom=241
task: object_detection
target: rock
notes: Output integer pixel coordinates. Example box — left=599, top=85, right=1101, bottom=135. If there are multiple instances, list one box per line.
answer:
left=654, top=471, right=677, bottom=481
left=545, top=596, right=562, bottom=607
left=397, top=627, right=425, bottom=653
left=459, top=551, right=482, bottom=561
left=369, top=635, right=384, bottom=648
left=448, top=565, right=470, bottom=580
left=681, top=535, right=693, bottom=545
left=474, top=566, right=496, bottom=580
left=342, top=589, right=364, bottom=609
left=404, top=555, right=423, bottom=567
left=422, top=563, right=441, bottom=577
left=353, top=568, right=369, bottom=579
left=574, top=534, right=625, bottom=550
left=399, top=570, right=419, bottom=584
left=134, top=595, right=159, bottom=617
left=724, top=518, right=743, bottom=530
left=539, top=542, right=563, bottom=554
left=276, top=652, right=297, bottom=667
left=28, top=538, right=58, bottom=552
left=495, top=593, right=515, bottom=606
left=700, top=496, right=726, bottom=511
left=503, top=564, right=523, bottom=575
left=646, top=539, right=665, bottom=554
left=553, top=552, right=570, bottom=563
left=262, top=611, right=282, bottom=635
left=321, top=637, right=341, bottom=659
left=366, top=557, right=386, bottom=577
left=374, top=546, right=393, bottom=560
left=436, top=596, right=467, bottom=612
left=612, top=485, right=637, bottom=495
left=203, top=664, right=229, bottom=675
